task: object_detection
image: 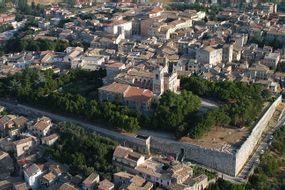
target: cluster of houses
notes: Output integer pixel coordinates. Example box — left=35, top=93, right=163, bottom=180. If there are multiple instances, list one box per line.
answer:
left=0, top=1, right=285, bottom=189
left=0, top=105, right=63, bottom=190
left=0, top=12, right=25, bottom=47
left=0, top=2, right=285, bottom=111
left=0, top=103, right=207, bottom=190
left=111, top=145, right=208, bottom=190
left=0, top=14, right=15, bottom=25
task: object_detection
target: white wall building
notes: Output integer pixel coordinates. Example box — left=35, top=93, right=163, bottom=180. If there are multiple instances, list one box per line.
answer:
left=24, top=164, right=42, bottom=190
left=196, top=46, right=222, bottom=66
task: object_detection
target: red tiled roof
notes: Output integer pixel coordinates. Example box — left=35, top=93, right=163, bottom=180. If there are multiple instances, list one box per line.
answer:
left=125, top=86, right=153, bottom=103
left=99, top=83, right=129, bottom=94
left=150, top=7, right=163, bottom=14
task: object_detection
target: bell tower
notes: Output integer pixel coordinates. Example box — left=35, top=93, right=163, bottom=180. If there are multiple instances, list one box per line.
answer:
left=153, top=66, right=164, bottom=96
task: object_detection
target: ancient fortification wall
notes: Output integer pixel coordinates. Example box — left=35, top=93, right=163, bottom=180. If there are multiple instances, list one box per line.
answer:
left=150, top=137, right=236, bottom=176
left=149, top=96, right=282, bottom=176
left=1, top=96, right=282, bottom=176
left=234, top=96, right=282, bottom=176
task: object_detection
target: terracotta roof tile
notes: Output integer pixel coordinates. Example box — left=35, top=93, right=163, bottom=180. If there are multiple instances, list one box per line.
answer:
left=99, top=83, right=129, bottom=94
left=125, top=87, right=153, bottom=103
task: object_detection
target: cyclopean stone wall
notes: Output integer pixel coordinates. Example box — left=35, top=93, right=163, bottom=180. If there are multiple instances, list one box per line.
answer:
left=149, top=96, right=282, bottom=176
left=234, top=95, right=282, bottom=176
left=150, top=137, right=236, bottom=175
left=1, top=96, right=282, bottom=176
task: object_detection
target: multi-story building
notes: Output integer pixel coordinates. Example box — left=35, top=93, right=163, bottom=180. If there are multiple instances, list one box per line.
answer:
left=82, top=172, right=100, bottom=190
left=13, top=136, right=37, bottom=157
left=98, top=83, right=154, bottom=111
left=112, top=146, right=208, bottom=189
left=103, top=20, right=133, bottom=38
left=196, top=46, right=222, bottom=66
left=261, top=52, right=280, bottom=70
left=24, top=164, right=43, bottom=190
left=27, top=117, right=52, bottom=137
left=222, top=43, right=233, bottom=63
left=249, top=63, right=274, bottom=81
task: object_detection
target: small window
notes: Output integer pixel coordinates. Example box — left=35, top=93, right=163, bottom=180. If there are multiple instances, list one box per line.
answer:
left=156, top=74, right=159, bottom=79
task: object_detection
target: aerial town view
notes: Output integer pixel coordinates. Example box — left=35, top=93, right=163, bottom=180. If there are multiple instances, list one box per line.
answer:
left=0, top=0, right=285, bottom=189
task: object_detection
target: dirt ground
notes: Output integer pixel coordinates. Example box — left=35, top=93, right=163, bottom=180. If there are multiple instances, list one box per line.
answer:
left=181, top=102, right=285, bottom=150
left=180, top=126, right=250, bottom=150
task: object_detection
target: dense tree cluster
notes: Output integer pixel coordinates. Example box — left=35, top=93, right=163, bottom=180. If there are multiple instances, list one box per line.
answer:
left=4, top=38, right=70, bottom=53
left=45, top=122, right=117, bottom=179
left=186, top=108, right=231, bottom=138
left=152, top=90, right=201, bottom=132
left=151, top=90, right=231, bottom=139
left=276, top=61, right=285, bottom=72
left=0, top=24, right=13, bottom=33
left=165, top=3, right=222, bottom=18
left=207, top=178, right=246, bottom=190
left=0, top=69, right=140, bottom=133
left=17, top=0, right=45, bottom=16
left=181, top=76, right=267, bottom=127
left=249, top=36, right=283, bottom=50
left=0, top=0, right=13, bottom=13
left=0, top=69, right=269, bottom=139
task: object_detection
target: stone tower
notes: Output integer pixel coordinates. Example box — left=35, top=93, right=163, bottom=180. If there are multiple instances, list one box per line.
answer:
left=152, top=66, right=164, bottom=96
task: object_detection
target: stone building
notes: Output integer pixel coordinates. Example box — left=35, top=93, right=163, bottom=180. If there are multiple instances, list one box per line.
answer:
left=196, top=46, right=222, bottom=66
left=27, top=117, right=52, bottom=137
left=0, top=151, right=14, bottom=180
left=98, top=83, right=154, bottom=111
left=24, top=164, right=43, bottom=190
left=82, top=172, right=100, bottom=190
left=13, top=136, right=37, bottom=157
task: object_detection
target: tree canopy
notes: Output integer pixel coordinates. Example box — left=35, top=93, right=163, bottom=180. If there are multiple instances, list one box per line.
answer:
left=152, top=90, right=201, bottom=133
left=181, top=76, right=267, bottom=127
left=0, top=69, right=140, bottom=133
left=45, top=122, right=117, bottom=179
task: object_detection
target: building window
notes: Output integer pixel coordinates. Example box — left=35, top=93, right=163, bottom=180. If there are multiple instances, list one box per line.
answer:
left=156, top=74, right=159, bottom=79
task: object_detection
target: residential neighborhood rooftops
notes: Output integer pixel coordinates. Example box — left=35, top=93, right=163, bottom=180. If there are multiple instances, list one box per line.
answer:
left=82, top=172, right=99, bottom=186
left=113, top=146, right=134, bottom=159
left=124, top=175, right=153, bottom=190
left=59, top=182, right=77, bottom=190
left=13, top=182, right=28, bottom=190
left=98, top=179, right=114, bottom=190
left=42, top=171, right=56, bottom=182
left=24, top=164, right=41, bottom=177
left=0, top=150, right=9, bottom=160
left=13, top=116, right=29, bottom=127
left=13, top=137, right=34, bottom=146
